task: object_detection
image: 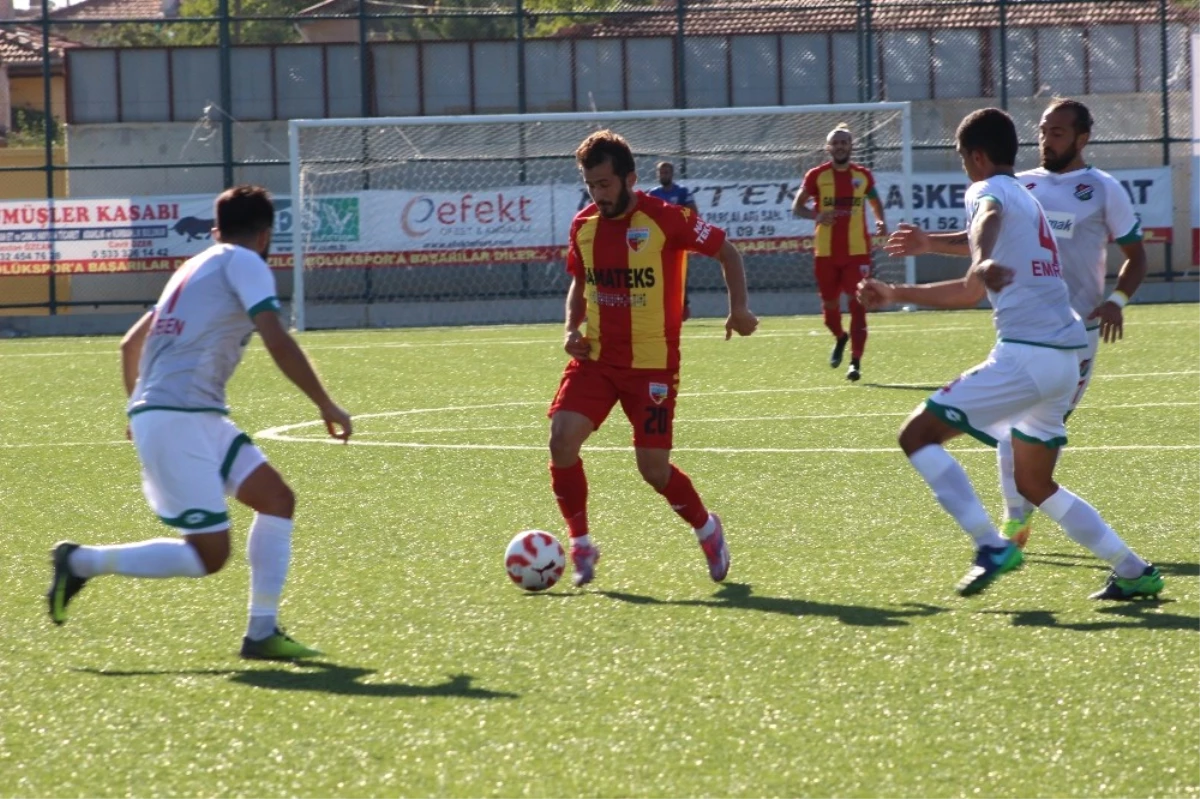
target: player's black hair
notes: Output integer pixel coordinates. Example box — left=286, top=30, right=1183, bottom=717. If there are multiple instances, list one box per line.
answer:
left=955, top=107, right=1018, bottom=167
left=215, top=185, right=275, bottom=238
left=576, top=130, right=636, bottom=179
left=1045, top=97, right=1094, bottom=136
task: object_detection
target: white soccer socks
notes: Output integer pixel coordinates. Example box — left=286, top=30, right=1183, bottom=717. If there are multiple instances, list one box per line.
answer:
left=1037, top=488, right=1147, bottom=578
left=908, top=445, right=1007, bottom=549
left=245, top=513, right=294, bottom=640
left=68, top=538, right=206, bottom=578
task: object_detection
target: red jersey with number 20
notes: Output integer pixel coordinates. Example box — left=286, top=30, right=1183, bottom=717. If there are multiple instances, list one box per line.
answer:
left=567, top=191, right=725, bottom=371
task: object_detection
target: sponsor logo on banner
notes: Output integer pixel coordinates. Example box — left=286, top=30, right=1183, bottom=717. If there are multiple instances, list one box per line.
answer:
left=626, top=228, right=650, bottom=252
left=648, top=382, right=669, bottom=405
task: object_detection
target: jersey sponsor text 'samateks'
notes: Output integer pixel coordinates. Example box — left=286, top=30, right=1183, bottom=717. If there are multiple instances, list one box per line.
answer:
left=1017, top=166, right=1142, bottom=325
left=965, top=175, right=1086, bottom=349
left=567, top=192, right=725, bottom=370
left=128, top=243, right=280, bottom=415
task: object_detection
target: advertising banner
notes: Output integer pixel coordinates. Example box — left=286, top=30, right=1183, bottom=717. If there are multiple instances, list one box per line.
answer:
left=0, top=167, right=1177, bottom=276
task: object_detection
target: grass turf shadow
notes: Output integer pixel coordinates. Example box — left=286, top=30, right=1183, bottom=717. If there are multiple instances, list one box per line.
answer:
left=600, top=582, right=947, bottom=627
left=75, top=664, right=519, bottom=698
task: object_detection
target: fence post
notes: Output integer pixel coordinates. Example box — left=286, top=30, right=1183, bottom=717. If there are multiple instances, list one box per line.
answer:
left=863, top=0, right=874, bottom=100
left=358, top=0, right=370, bottom=116
left=1159, top=0, right=1173, bottom=279
left=218, top=0, right=234, bottom=188
left=998, top=0, right=1008, bottom=108
left=675, top=0, right=686, bottom=108
left=40, top=0, right=56, bottom=314
left=516, top=0, right=527, bottom=114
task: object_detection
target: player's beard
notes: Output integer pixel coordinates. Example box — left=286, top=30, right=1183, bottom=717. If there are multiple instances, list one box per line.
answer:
left=831, top=152, right=851, bottom=166
left=598, top=184, right=632, bottom=219
left=1041, top=142, right=1078, bottom=173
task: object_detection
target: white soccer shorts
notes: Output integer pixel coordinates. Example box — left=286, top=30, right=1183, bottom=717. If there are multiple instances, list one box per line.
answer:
left=1067, top=327, right=1102, bottom=415
left=923, top=340, right=1081, bottom=448
left=129, top=410, right=268, bottom=533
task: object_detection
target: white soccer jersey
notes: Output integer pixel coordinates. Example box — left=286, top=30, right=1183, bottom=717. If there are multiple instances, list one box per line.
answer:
left=128, top=244, right=280, bottom=415
left=965, top=175, right=1086, bottom=349
left=1017, top=166, right=1142, bottom=324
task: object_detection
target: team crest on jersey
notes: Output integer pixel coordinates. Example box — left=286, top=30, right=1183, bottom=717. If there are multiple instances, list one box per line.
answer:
left=1025, top=183, right=1038, bottom=191
left=648, top=382, right=670, bottom=405
left=627, top=228, right=651, bottom=252
left=1074, top=183, right=1094, bottom=201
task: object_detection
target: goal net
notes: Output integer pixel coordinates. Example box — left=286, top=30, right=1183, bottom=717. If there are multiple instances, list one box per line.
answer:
left=288, top=103, right=913, bottom=331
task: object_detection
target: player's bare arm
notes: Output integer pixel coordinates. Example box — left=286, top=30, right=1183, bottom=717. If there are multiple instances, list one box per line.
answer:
left=253, top=311, right=352, bottom=442
left=715, top=239, right=758, bottom=339
left=1089, top=239, right=1147, bottom=343
left=563, top=276, right=589, bottom=360
left=792, top=188, right=834, bottom=226
left=119, top=310, right=154, bottom=397
left=869, top=195, right=888, bottom=236
left=885, top=224, right=970, bottom=258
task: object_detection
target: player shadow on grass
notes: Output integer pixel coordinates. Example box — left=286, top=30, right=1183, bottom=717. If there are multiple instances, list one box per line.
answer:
left=982, top=601, right=1198, bottom=633
left=75, top=664, right=519, bottom=699
left=862, top=382, right=943, bottom=392
left=600, top=582, right=947, bottom=627
left=1025, top=552, right=1200, bottom=578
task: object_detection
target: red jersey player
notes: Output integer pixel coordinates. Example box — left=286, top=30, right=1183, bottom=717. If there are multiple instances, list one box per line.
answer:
left=792, top=124, right=887, bottom=381
left=547, top=130, right=758, bottom=587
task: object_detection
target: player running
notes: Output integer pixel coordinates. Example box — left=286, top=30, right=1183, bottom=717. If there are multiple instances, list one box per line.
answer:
left=548, top=130, right=758, bottom=587
left=885, top=98, right=1147, bottom=550
left=792, top=124, right=887, bottom=381
left=858, top=108, right=1162, bottom=600
left=46, top=186, right=353, bottom=659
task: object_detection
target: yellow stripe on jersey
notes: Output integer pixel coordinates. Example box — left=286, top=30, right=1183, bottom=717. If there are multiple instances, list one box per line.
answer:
left=627, top=210, right=668, bottom=369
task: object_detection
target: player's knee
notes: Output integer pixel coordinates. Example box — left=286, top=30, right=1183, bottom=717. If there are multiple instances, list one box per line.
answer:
left=187, top=533, right=230, bottom=575
left=1015, top=474, right=1056, bottom=507
left=637, top=461, right=671, bottom=490
left=548, top=430, right=581, bottom=465
left=822, top=299, right=840, bottom=312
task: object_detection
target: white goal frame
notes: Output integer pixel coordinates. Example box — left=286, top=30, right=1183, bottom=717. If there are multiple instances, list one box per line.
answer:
left=288, top=103, right=914, bottom=332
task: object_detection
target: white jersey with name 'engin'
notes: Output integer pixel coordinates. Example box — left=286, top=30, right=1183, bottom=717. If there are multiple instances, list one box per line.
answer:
left=965, top=175, right=1086, bottom=349
left=128, top=244, right=280, bottom=415
left=1017, top=166, right=1142, bottom=325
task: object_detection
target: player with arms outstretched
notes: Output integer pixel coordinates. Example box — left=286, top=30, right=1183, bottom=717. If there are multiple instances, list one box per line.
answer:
left=858, top=108, right=1161, bottom=600
left=46, top=186, right=353, bottom=658
left=885, top=98, right=1147, bottom=551
left=792, top=124, right=887, bottom=381
left=548, top=130, right=758, bottom=587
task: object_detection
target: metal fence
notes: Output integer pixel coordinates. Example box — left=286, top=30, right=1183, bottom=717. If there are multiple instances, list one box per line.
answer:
left=0, top=0, right=1195, bottom=314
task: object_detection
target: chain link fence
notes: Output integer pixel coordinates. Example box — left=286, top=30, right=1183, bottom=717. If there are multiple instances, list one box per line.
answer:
left=0, top=0, right=1195, bottom=315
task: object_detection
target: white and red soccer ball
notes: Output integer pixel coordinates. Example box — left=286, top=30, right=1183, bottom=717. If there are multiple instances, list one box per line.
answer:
left=505, top=531, right=566, bottom=591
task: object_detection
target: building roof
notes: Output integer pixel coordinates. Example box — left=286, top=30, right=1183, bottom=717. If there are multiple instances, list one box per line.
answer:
left=554, top=0, right=1200, bottom=38
left=295, top=0, right=400, bottom=17
left=48, top=0, right=178, bottom=21
left=0, top=24, right=79, bottom=67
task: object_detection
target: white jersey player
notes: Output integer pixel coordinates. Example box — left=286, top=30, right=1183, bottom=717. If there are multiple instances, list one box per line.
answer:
left=46, top=186, right=353, bottom=660
left=860, top=107, right=1161, bottom=601
left=884, top=99, right=1149, bottom=551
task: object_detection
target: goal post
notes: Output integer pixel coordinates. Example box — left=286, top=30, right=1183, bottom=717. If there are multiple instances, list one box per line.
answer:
left=288, top=103, right=914, bottom=332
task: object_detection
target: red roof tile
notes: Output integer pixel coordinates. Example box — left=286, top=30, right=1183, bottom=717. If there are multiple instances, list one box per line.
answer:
left=0, top=24, right=79, bottom=65
left=553, top=0, right=1199, bottom=38
left=49, top=0, right=176, bottom=21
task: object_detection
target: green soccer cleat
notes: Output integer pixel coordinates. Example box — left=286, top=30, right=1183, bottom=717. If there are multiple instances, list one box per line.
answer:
left=956, top=541, right=1024, bottom=597
left=47, top=541, right=88, bottom=625
left=1002, top=512, right=1034, bottom=549
left=240, top=627, right=322, bottom=660
left=1089, top=566, right=1165, bottom=601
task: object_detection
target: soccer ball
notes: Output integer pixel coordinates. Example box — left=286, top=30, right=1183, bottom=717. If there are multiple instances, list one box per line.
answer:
left=505, top=530, right=566, bottom=591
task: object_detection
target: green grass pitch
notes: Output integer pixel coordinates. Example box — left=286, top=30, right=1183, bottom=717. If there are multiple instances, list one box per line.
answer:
left=1, top=303, right=1197, bottom=798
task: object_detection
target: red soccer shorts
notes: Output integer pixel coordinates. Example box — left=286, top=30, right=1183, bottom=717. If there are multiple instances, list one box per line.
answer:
left=814, top=256, right=873, bottom=302
left=548, top=359, right=680, bottom=449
